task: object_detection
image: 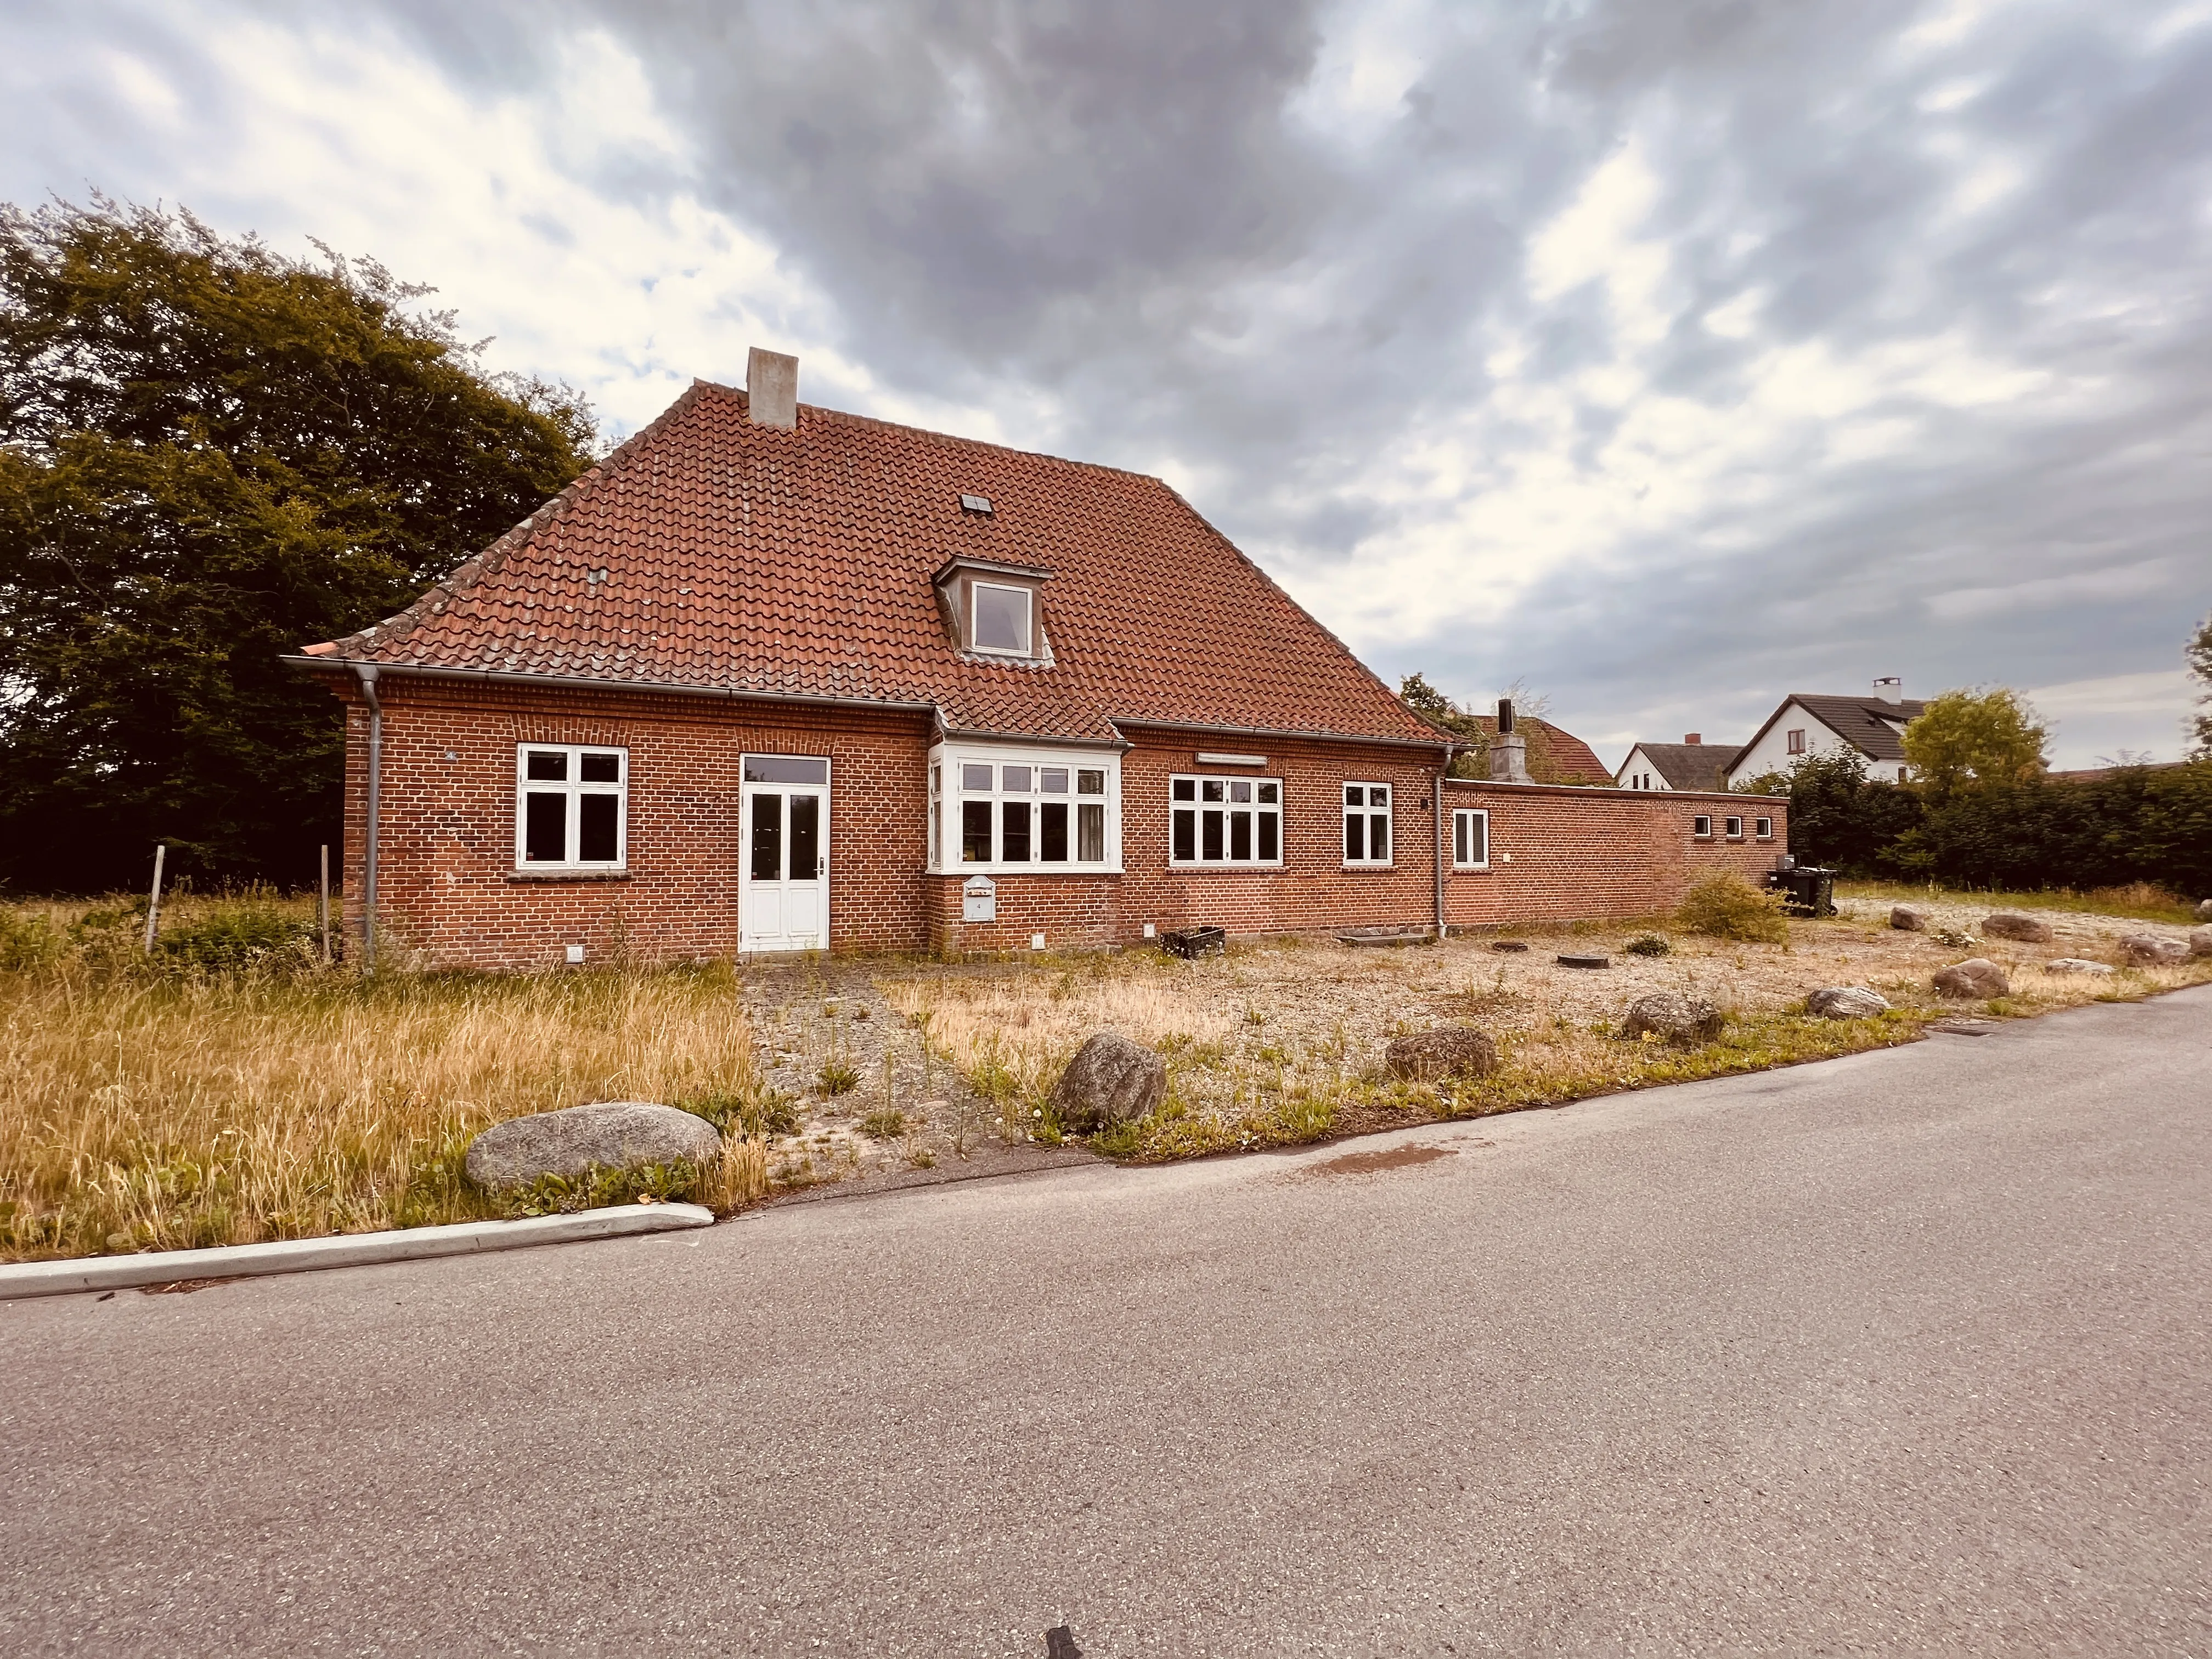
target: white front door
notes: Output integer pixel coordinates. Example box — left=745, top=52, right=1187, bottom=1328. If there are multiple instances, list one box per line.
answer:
left=740, top=755, right=830, bottom=952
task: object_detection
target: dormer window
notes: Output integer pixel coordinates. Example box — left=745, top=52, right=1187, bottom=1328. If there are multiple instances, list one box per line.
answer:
left=972, top=583, right=1032, bottom=656
left=934, top=555, right=1052, bottom=661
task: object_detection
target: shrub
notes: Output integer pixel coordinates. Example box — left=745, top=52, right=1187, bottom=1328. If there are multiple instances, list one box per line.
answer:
left=153, top=902, right=317, bottom=970
left=1624, top=934, right=1672, bottom=957
left=816, top=1059, right=860, bottom=1096
left=858, top=1108, right=907, bottom=1139
left=1678, top=873, right=1791, bottom=943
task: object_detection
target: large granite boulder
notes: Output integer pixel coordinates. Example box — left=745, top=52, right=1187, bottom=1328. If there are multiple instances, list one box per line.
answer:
left=1932, top=958, right=2009, bottom=998
left=465, top=1101, right=721, bottom=1191
left=1808, top=985, right=1889, bottom=1020
left=1620, top=992, right=1725, bottom=1045
left=1891, top=905, right=1928, bottom=931
left=1051, top=1033, right=1167, bottom=1133
left=2044, top=958, right=2114, bottom=976
left=2116, top=932, right=2190, bottom=967
left=1385, top=1027, right=1500, bottom=1083
left=2191, top=925, right=2212, bottom=957
left=1981, top=912, right=2053, bottom=944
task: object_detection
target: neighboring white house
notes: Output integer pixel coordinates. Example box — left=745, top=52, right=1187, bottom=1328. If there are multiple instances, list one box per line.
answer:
left=1724, top=687, right=1927, bottom=787
left=1613, top=735, right=1738, bottom=792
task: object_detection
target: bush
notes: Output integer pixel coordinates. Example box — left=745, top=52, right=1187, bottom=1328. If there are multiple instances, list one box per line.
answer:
left=1624, top=934, right=1672, bottom=957
left=1678, top=873, right=1791, bottom=943
left=153, top=902, right=317, bottom=970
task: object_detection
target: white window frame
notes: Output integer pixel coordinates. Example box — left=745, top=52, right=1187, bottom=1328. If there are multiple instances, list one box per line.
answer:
left=1343, top=781, right=1393, bottom=868
left=515, top=743, right=629, bottom=871
left=1451, top=807, right=1489, bottom=870
left=930, top=742, right=1120, bottom=874
left=1693, top=814, right=1713, bottom=838
left=1724, top=814, right=1744, bottom=839
left=1170, top=772, right=1284, bottom=868
left=1754, top=816, right=1774, bottom=840
left=969, top=582, right=1034, bottom=657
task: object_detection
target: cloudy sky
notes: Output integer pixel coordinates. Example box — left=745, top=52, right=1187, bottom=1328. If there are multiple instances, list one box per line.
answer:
left=7, top=0, right=2210, bottom=768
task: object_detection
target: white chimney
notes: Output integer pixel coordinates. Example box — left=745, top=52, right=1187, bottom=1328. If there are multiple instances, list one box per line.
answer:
left=1874, top=676, right=1903, bottom=703
left=746, top=347, right=798, bottom=430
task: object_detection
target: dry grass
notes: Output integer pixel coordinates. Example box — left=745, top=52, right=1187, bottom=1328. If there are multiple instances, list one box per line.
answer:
left=1839, top=878, right=2202, bottom=926
left=879, top=897, right=2212, bottom=1164
left=1, top=894, right=771, bottom=1262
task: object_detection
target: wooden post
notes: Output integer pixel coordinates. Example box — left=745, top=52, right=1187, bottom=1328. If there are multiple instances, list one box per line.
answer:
left=142, top=843, right=166, bottom=954
left=319, top=844, right=331, bottom=963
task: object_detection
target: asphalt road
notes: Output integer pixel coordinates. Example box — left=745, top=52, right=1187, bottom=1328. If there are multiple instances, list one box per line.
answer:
left=5, top=987, right=2210, bottom=1657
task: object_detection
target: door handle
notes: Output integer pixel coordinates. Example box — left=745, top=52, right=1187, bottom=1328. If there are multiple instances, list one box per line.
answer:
left=817, top=856, right=825, bottom=878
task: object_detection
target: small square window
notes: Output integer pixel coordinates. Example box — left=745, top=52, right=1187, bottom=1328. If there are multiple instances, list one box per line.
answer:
left=1754, top=817, right=1774, bottom=839
left=1724, top=815, right=1743, bottom=838
left=1077, top=770, right=1106, bottom=795
left=526, top=751, right=567, bottom=782
left=1002, top=765, right=1032, bottom=793
left=1694, top=815, right=1713, bottom=837
left=579, top=752, right=621, bottom=783
left=1171, top=777, right=1195, bottom=802
left=961, top=763, right=994, bottom=792
left=972, top=583, right=1032, bottom=654
left=1040, top=768, right=1069, bottom=793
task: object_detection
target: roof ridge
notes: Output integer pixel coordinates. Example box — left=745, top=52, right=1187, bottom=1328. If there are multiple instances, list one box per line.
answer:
left=692, top=378, right=1175, bottom=486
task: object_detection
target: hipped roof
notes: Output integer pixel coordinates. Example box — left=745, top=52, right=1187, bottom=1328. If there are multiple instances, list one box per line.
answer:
left=305, top=380, right=1437, bottom=747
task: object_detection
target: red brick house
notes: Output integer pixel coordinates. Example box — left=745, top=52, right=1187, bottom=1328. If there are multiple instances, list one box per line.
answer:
left=290, top=352, right=1782, bottom=968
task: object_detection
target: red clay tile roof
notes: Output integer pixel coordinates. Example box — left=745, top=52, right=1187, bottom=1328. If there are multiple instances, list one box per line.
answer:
left=313, top=381, right=1437, bottom=746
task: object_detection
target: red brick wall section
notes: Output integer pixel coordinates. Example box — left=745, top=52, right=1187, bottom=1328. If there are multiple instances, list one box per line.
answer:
left=1441, top=780, right=1788, bottom=929
left=333, top=676, right=932, bottom=970
left=323, top=676, right=1785, bottom=968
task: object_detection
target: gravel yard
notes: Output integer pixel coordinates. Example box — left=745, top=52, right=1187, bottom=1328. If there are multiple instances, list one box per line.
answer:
left=738, top=886, right=2211, bottom=1177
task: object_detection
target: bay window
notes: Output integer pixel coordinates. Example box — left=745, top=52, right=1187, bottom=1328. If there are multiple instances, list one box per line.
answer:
left=932, top=746, right=1119, bottom=872
left=1170, top=774, right=1282, bottom=866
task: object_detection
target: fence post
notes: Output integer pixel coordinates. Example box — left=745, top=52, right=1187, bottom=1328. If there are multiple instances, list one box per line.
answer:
left=319, top=843, right=331, bottom=963
left=142, top=843, right=166, bottom=954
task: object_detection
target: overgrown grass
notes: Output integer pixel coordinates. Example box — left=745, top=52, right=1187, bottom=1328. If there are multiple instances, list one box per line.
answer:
left=1838, top=878, right=2202, bottom=925
left=1, top=893, right=774, bottom=1261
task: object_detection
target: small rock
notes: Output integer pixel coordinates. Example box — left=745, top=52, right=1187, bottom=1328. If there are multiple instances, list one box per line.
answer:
left=2197, top=899, right=2212, bottom=922
left=1980, top=911, right=2053, bottom=944
left=2192, top=925, right=2212, bottom=957
left=1491, top=940, right=1530, bottom=953
left=2115, top=932, right=2189, bottom=966
left=1620, top=992, right=1725, bottom=1045
left=1932, top=958, right=2009, bottom=998
left=2044, top=958, right=2114, bottom=975
left=1808, top=985, right=1889, bottom=1019
left=1385, top=1027, right=1500, bottom=1084
left=465, top=1101, right=721, bottom=1191
left=1050, top=1032, right=1167, bottom=1133
left=1891, top=905, right=1928, bottom=931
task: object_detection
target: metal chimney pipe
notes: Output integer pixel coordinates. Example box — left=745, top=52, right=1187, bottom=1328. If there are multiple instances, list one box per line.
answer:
left=1497, top=697, right=1515, bottom=735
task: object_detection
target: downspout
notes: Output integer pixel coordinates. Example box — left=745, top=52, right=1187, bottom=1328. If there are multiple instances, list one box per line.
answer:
left=1435, top=743, right=1452, bottom=941
left=353, top=663, right=382, bottom=970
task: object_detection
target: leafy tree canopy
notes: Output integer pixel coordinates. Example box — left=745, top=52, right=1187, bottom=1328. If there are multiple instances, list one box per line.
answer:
left=0, top=196, right=597, bottom=892
left=1900, top=687, right=2048, bottom=793
left=2188, top=610, right=2211, bottom=758
left=1397, top=672, right=1582, bottom=783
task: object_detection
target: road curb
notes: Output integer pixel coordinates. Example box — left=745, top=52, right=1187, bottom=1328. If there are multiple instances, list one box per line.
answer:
left=0, top=1203, right=716, bottom=1300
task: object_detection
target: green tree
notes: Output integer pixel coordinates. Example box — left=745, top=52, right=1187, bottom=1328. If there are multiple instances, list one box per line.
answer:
left=1900, top=687, right=2048, bottom=793
left=0, top=197, right=596, bottom=891
left=2188, top=611, right=2211, bottom=758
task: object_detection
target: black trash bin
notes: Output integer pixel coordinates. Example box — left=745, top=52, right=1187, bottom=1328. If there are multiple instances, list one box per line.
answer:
left=1764, top=866, right=1836, bottom=918
left=1160, top=926, right=1226, bottom=960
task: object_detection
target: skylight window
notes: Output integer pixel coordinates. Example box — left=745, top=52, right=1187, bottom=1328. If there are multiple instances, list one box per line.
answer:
left=960, top=494, right=993, bottom=514
left=972, top=582, right=1032, bottom=655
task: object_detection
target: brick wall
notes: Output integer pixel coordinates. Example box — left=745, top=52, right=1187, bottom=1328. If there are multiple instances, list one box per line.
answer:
left=1441, top=780, right=1787, bottom=929
left=335, top=676, right=933, bottom=970
left=325, top=675, right=1784, bottom=968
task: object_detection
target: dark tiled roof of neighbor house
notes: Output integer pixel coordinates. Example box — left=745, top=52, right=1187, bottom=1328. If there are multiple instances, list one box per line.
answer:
left=1628, top=743, right=1737, bottom=792
left=1734, top=694, right=1929, bottom=769
left=304, top=381, right=1438, bottom=747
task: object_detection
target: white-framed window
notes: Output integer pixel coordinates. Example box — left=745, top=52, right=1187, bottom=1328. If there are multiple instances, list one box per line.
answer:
left=1724, top=815, right=1743, bottom=839
left=1344, top=782, right=1392, bottom=866
left=971, top=583, right=1033, bottom=656
left=1754, top=816, right=1774, bottom=839
left=1452, top=808, right=1489, bottom=869
left=932, top=744, right=1119, bottom=872
left=1171, top=773, right=1282, bottom=866
left=516, top=744, right=628, bottom=869
left=1786, top=729, right=1806, bottom=755
left=1693, top=814, right=1713, bottom=838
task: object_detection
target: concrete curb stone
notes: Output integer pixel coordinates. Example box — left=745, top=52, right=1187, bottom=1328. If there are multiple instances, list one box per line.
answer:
left=0, top=1203, right=715, bottom=1300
